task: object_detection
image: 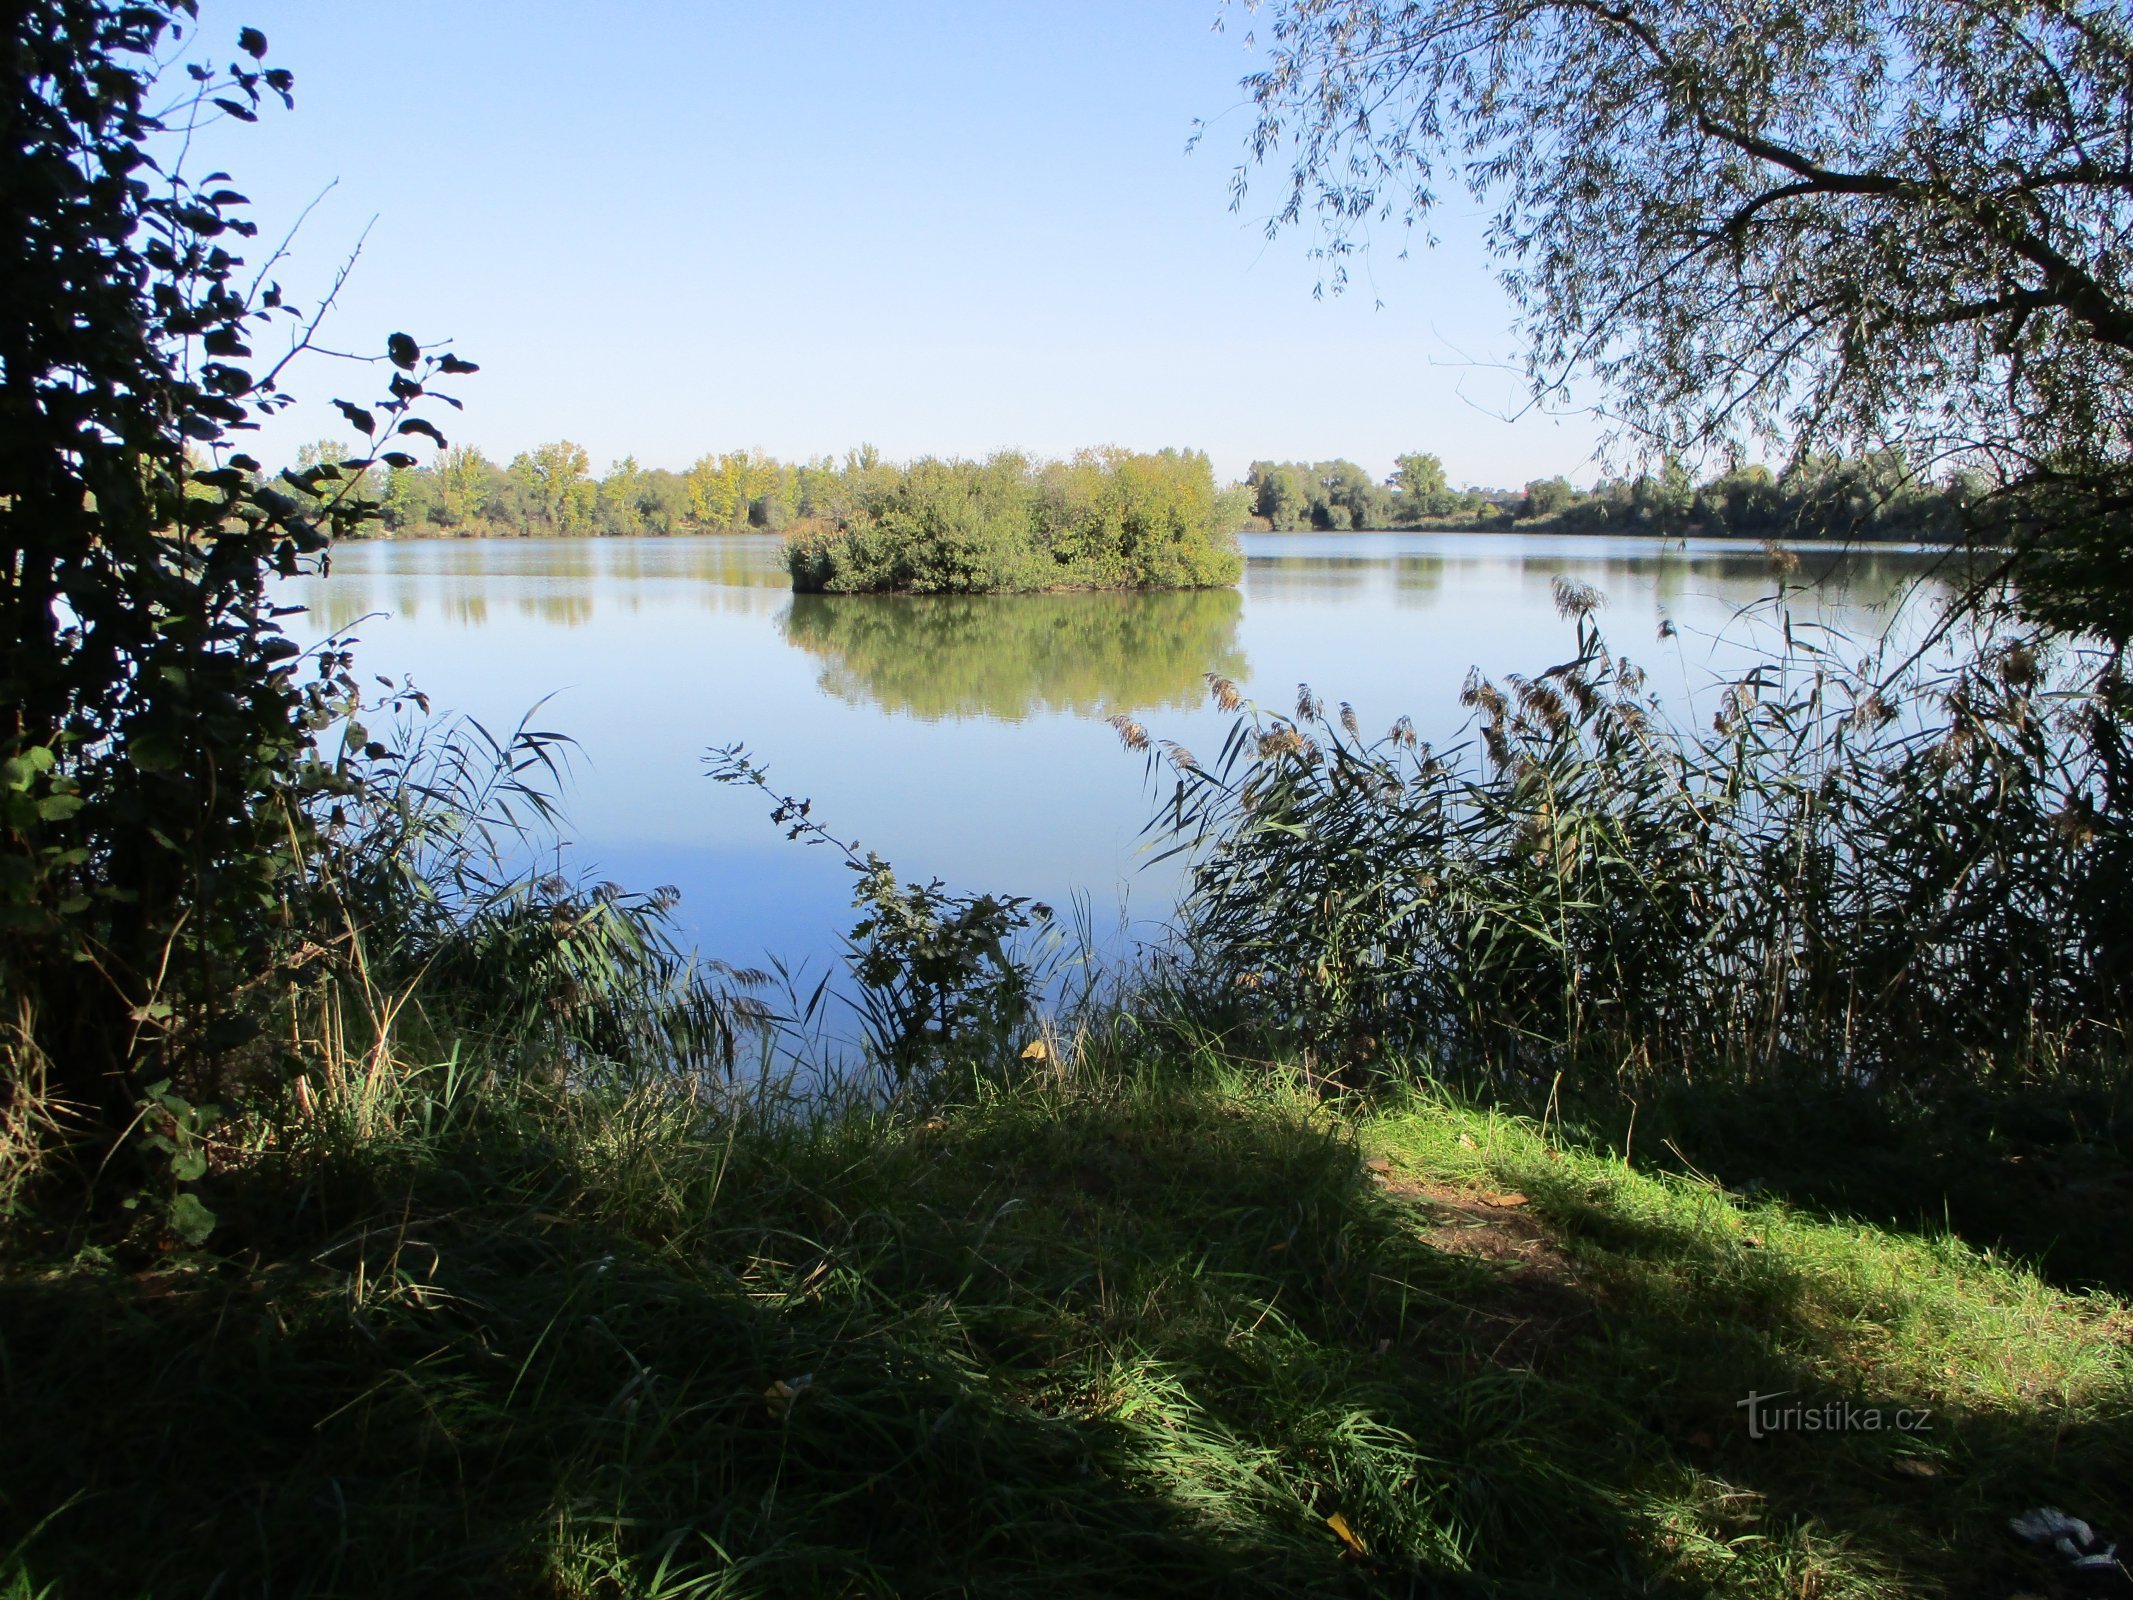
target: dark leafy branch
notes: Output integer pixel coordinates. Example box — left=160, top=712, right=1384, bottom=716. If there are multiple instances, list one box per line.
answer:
left=0, top=1, right=476, bottom=1177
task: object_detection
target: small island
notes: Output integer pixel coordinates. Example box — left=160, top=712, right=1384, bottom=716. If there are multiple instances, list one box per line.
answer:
left=782, top=447, right=1247, bottom=594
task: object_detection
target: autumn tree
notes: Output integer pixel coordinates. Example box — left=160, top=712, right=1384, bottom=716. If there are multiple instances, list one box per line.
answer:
left=600, top=454, right=648, bottom=535
left=435, top=443, right=496, bottom=526
left=1390, top=450, right=1448, bottom=520
left=510, top=440, right=595, bottom=533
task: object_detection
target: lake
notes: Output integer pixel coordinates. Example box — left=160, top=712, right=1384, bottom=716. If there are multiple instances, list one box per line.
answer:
left=286, top=531, right=1959, bottom=981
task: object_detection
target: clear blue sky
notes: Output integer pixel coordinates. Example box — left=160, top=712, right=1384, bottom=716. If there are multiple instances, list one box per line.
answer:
left=181, top=1, right=1603, bottom=489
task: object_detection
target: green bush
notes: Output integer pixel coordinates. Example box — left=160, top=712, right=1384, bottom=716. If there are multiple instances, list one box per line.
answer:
left=786, top=448, right=1245, bottom=593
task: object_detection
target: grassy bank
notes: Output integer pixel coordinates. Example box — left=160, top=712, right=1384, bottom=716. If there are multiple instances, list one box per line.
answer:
left=4, top=1042, right=2127, bottom=1599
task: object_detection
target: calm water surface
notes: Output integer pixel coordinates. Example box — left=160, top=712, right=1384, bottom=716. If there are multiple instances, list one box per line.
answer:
left=287, top=532, right=1956, bottom=974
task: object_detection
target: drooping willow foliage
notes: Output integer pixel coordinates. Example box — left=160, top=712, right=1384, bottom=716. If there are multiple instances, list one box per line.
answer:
left=1139, top=581, right=2132, bottom=1088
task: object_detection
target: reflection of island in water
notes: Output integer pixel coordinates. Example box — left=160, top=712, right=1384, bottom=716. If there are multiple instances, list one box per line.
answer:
left=288, top=536, right=794, bottom=636
left=781, top=588, right=1248, bottom=722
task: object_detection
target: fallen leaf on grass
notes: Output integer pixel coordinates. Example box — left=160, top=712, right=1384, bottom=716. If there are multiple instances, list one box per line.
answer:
left=1364, top=1157, right=1393, bottom=1174
left=1325, top=1511, right=1367, bottom=1555
left=1479, top=1191, right=1529, bottom=1209
left=1891, top=1456, right=1940, bottom=1479
left=764, top=1373, right=815, bottom=1420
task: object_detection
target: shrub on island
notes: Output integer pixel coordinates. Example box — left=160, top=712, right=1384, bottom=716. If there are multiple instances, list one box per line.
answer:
left=784, top=448, right=1247, bottom=593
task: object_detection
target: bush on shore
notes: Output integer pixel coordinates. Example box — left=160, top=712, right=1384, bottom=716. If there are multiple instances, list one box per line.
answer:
left=784, top=448, right=1248, bottom=594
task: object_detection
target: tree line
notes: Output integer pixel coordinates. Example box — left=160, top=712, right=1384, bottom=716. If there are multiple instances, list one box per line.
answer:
left=286, top=440, right=862, bottom=538
left=287, top=439, right=1976, bottom=545
left=286, top=438, right=1257, bottom=543
left=1249, top=451, right=1979, bottom=540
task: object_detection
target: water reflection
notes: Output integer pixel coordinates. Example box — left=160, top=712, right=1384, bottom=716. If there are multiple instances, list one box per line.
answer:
left=1391, top=555, right=1445, bottom=607
left=1514, top=544, right=1951, bottom=609
left=1245, top=555, right=1373, bottom=599
left=781, top=587, right=1248, bottom=721
left=1239, top=533, right=1970, bottom=644
left=293, top=535, right=794, bottom=634
left=276, top=529, right=1983, bottom=973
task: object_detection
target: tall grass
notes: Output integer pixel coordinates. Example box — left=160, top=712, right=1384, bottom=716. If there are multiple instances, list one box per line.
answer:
left=288, top=710, right=770, bottom=1112
left=1134, top=580, right=2132, bottom=1090
left=0, top=1004, right=62, bottom=1220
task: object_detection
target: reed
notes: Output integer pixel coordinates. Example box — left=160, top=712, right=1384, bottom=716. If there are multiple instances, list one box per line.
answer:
left=1137, top=582, right=2132, bottom=1092
left=305, top=711, right=769, bottom=1098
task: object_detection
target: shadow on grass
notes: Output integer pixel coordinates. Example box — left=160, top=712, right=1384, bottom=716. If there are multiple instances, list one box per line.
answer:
left=1505, top=1152, right=2133, bottom=1599
left=1550, top=1075, right=2133, bottom=1298
left=0, top=1079, right=2123, bottom=1596
left=0, top=1184, right=1337, bottom=1596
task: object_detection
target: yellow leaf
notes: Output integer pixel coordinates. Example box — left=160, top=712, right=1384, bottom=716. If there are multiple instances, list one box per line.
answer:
left=1020, top=1038, right=1052, bottom=1062
left=763, top=1373, right=814, bottom=1420
left=1325, top=1511, right=1366, bottom=1555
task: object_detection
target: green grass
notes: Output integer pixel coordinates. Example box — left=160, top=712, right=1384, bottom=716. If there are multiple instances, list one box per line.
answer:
left=1, top=1052, right=2127, bottom=1597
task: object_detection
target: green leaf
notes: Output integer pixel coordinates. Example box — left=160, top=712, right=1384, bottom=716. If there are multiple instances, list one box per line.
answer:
left=386, top=332, right=419, bottom=370
left=169, top=1193, right=217, bottom=1246
left=237, top=26, right=266, bottom=57
left=35, top=795, right=83, bottom=821
left=3, top=748, right=56, bottom=789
